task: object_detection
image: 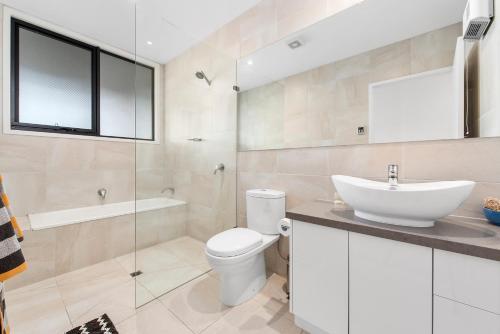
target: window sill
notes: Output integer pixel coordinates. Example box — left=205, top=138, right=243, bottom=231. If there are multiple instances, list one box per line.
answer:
left=3, top=127, right=160, bottom=145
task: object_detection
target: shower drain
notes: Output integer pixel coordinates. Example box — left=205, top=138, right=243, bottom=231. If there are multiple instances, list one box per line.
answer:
left=130, top=270, right=143, bottom=277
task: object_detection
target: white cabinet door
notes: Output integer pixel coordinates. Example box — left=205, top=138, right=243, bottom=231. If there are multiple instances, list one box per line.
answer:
left=434, top=249, right=500, bottom=314
left=349, top=233, right=432, bottom=334
left=434, top=296, right=500, bottom=334
left=291, top=221, right=349, bottom=334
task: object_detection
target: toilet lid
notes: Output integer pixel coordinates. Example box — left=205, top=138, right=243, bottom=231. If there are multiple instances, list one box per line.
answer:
left=206, top=228, right=263, bottom=257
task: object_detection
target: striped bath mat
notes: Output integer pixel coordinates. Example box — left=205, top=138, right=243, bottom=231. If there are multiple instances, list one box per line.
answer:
left=66, top=314, right=118, bottom=334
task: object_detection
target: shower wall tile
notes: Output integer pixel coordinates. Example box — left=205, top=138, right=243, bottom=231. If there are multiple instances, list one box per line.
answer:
left=164, top=39, right=237, bottom=244
left=0, top=135, right=48, bottom=173
left=1, top=172, right=46, bottom=217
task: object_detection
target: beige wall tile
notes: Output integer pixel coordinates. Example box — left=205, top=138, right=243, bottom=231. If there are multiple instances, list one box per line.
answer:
left=328, top=143, right=403, bottom=179
left=276, top=147, right=329, bottom=176
left=410, top=23, right=462, bottom=73
left=6, top=229, right=56, bottom=290
left=401, top=138, right=500, bottom=183
left=238, top=150, right=277, bottom=173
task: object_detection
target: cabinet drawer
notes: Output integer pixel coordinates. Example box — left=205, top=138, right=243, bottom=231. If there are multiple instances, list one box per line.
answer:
left=434, top=250, right=500, bottom=314
left=434, top=296, right=500, bottom=334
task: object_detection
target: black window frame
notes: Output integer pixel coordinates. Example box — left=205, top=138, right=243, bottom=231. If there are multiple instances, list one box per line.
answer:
left=10, top=17, right=155, bottom=141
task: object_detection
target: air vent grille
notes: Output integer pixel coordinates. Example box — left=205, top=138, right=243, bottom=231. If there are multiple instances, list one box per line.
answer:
left=464, top=19, right=490, bottom=40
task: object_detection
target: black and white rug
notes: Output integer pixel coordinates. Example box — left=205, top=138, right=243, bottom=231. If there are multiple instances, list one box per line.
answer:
left=66, top=314, right=118, bottom=334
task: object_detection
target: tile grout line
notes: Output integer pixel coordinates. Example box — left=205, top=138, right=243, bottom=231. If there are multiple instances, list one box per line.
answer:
left=158, top=300, right=196, bottom=334
left=53, top=278, right=75, bottom=329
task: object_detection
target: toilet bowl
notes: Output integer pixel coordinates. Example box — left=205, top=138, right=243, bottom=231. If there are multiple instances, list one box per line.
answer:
left=206, top=189, right=285, bottom=306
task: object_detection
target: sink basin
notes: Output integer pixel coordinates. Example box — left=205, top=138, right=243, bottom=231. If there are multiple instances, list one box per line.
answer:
left=331, top=175, right=475, bottom=227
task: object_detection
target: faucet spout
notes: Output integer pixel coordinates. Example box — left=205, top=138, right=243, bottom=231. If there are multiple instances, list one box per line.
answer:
left=213, top=163, right=225, bottom=175
left=388, top=164, right=398, bottom=186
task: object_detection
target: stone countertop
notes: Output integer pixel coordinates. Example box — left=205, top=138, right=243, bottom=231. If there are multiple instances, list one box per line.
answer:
left=286, top=200, right=500, bottom=261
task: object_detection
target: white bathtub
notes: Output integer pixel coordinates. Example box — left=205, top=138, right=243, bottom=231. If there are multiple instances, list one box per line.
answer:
left=28, top=197, right=186, bottom=231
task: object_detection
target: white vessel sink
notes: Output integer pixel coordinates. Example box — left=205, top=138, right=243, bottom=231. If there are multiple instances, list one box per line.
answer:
left=331, top=175, right=475, bottom=227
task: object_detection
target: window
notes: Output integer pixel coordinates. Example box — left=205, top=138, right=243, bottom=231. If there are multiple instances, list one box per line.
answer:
left=10, top=18, right=155, bottom=141
left=99, top=52, right=154, bottom=140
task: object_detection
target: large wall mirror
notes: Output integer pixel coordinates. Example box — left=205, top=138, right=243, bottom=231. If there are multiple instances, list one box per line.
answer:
left=237, top=0, right=497, bottom=151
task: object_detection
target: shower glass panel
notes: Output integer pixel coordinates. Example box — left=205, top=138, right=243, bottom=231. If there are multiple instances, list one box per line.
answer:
left=134, top=1, right=238, bottom=307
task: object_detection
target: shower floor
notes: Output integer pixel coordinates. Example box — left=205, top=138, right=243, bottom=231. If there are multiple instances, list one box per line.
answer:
left=6, top=236, right=215, bottom=333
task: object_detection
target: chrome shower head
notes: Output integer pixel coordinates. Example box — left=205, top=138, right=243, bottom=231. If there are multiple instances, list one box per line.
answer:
left=195, top=70, right=211, bottom=86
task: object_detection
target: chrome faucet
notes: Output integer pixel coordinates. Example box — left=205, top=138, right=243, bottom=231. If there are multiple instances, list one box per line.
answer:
left=213, top=163, right=225, bottom=175
left=388, top=164, right=398, bottom=186
left=97, top=188, right=107, bottom=200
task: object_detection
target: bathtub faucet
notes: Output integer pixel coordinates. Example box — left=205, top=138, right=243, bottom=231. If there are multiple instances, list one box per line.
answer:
left=161, top=187, right=175, bottom=195
left=97, top=188, right=107, bottom=200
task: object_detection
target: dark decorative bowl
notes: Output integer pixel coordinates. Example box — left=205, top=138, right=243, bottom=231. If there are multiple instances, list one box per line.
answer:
left=483, top=208, right=500, bottom=226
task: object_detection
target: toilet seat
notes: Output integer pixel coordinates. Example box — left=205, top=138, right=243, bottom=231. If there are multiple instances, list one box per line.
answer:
left=206, top=228, right=263, bottom=257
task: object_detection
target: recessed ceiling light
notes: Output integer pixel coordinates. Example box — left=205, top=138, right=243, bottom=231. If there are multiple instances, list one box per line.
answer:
left=147, top=41, right=153, bottom=45
left=288, top=40, right=303, bottom=49
left=247, top=59, right=253, bottom=65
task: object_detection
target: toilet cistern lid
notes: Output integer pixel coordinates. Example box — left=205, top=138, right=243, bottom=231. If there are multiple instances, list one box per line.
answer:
left=246, top=189, right=285, bottom=199
left=206, top=228, right=263, bottom=257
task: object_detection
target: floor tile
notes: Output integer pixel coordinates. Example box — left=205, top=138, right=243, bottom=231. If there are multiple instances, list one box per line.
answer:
left=158, top=236, right=210, bottom=268
left=201, top=274, right=298, bottom=334
left=67, top=280, right=148, bottom=327
left=137, top=264, right=205, bottom=301
left=56, top=260, right=133, bottom=324
left=160, top=274, right=230, bottom=333
left=115, top=300, right=192, bottom=334
left=202, top=299, right=300, bottom=334
left=6, top=278, right=72, bottom=334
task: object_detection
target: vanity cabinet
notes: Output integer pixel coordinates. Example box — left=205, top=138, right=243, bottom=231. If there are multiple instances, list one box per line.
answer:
left=291, top=221, right=349, bottom=334
left=349, top=232, right=433, bottom=334
left=290, top=219, right=500, bottom=334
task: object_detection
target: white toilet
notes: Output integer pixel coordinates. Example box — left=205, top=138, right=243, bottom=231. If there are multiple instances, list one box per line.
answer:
left=205, top=189, right=285, bottom=306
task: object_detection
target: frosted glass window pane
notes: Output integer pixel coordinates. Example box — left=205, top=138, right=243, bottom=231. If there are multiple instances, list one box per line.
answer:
left=100, top=53, right=153, bottom=140
left=18, top=27, right=93, bottom=129
left=135, top=65, right=154, bottom=140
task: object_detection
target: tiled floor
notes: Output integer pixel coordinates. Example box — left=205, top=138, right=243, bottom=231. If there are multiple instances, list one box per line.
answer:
left=116, top=236, right=212, bottom=305
left=6, top=236, right=304, bottom=333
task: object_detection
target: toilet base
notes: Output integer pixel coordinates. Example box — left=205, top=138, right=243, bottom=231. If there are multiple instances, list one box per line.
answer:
left=218, top=253, right=266, bottom=306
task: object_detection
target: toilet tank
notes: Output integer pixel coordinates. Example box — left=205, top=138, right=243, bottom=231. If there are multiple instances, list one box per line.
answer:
left=246, top=189, right=285, bottom=235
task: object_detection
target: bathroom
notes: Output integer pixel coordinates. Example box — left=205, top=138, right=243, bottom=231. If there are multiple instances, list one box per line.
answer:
left=0, top=0, right=498, bottom=333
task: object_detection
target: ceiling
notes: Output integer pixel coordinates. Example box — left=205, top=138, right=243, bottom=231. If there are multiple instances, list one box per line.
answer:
left=238, top=0, right=468, bottom=91
left=0, top=0, right=260, bottom=64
